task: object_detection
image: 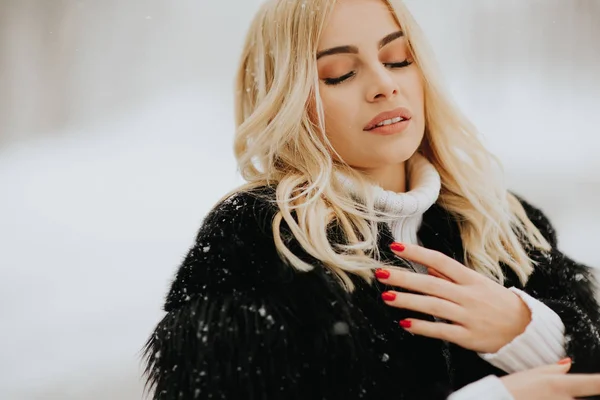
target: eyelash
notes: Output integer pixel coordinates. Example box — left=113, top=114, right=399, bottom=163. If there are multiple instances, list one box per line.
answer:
left=323, top=59, right=413, bottom=86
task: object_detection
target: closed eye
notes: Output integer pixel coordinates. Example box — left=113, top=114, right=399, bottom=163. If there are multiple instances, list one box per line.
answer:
left=323, top=71, right=356, bottom=86
left=384, top=59, right=413, bottom=68
left=322, top=59, right=413, bottom=86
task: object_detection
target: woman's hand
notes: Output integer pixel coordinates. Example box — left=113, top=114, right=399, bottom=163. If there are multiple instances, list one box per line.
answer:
left=375, top=242, right=532, bottom=353
left=500, top=359, right=600, bottom=399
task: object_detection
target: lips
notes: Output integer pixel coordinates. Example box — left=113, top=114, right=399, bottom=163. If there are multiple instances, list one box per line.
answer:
left=363, top=107, right=412, bottom=131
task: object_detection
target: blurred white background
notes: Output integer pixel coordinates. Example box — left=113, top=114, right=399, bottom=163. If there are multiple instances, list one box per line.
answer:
left=0, top=0, right=598, bottom=399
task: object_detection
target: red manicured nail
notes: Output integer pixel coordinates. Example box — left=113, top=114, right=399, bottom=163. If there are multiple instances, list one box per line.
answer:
left=399, top=320, right=412, bottom=328
left=381, top=292, right=396, bottom=301
left=375, top=269, right=391, bottom=279
left=390, top=242, right=405, bottom=252
left=557, top=357, right=572, bottom=365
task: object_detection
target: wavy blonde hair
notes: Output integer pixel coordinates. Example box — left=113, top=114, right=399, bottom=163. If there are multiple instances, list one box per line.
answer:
left=226, top=0, right=550, bottom=291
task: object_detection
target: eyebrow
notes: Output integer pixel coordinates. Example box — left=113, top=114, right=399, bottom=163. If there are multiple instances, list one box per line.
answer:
left=316, top=30, right=404, bottom=60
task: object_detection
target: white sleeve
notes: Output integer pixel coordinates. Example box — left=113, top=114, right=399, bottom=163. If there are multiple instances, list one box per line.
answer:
left=447, top=375, right=514, bottom=400
left=478, top=287, right=566, bottom=373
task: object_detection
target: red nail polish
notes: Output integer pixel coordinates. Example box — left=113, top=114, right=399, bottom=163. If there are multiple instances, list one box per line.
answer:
left=390, top=242, right=405, bottom=252
left=557, top=357, right=572, bottom=365
left=381, top=292, right=396, bottom=301
left=375, top=269, right=390, bottom=279
left=399, top=320, right=412, bottom=328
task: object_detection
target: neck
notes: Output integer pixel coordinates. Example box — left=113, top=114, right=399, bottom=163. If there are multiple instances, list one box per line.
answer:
left=356, top=162, right=407, bottom=193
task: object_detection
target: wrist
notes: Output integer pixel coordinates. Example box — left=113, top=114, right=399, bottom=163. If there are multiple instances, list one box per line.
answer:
left=511, top=290, right=532, bottom=336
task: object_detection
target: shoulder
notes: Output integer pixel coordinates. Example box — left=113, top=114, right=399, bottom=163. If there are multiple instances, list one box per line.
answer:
left=164, top=185, right=293, bottom=311
left=197, top=185, right=278, bottom=242
left=512, top=194, right=599, bottom=300
left=511, top=192, right=558, bottom=248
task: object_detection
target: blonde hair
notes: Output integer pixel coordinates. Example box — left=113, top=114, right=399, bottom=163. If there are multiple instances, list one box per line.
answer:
left=228, top=0, right=550, bottom=291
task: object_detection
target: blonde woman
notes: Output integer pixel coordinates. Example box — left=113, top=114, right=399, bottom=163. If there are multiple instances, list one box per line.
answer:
left=142, top=0, right=600, bottom=398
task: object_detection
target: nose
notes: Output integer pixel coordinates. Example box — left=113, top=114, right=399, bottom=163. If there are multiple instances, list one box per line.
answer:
left=365, top=66, right=399, bottom=102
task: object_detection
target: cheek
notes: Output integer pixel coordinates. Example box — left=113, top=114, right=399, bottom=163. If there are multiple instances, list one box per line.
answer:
left=406, top=71, right=425, bottom=114
left=319, top=89, right=363, bottom=162
left=320, top=90, right=358, bottom=136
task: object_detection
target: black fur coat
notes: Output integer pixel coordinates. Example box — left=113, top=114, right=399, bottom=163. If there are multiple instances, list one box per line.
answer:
left=143, top=187, right=600, bottom=399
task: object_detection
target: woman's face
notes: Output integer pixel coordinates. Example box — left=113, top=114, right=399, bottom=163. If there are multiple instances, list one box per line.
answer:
left=316, top=0, right=425, bottom=172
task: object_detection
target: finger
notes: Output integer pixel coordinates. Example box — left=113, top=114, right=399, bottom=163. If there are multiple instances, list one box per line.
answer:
left=375, top=268, right=464, bottom=303
left=534, top=359, right=572, bottom=374
left=382, top=291, right=467, bottom=323
left=427, top=268, right=453, bottom=282
left=390, top=242, right=476, bottom=284
left=556, top=374, right=600, bottom=397
left=399, top=318, right=468, bottom=344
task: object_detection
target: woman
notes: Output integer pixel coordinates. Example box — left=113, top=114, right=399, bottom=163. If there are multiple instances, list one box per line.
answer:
left=142, top=0, right=600, bottom=398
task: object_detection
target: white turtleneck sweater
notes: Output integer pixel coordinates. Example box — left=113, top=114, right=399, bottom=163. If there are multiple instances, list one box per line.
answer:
left=339, top=153, right=567, bottom=400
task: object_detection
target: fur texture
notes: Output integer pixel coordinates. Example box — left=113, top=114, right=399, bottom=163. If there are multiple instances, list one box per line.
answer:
left=143, top=187, right=600, bottom=399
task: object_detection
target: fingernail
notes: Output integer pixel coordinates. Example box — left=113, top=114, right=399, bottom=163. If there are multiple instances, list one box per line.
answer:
left=399, top=320, right=412, bottom=328
left=381, top=291, right=396, bottom=301
left=557, top=357, right=572, bottom=365
left=375, top=269, right=390, bottom=279
left=390, top=242, right=405, bottom=252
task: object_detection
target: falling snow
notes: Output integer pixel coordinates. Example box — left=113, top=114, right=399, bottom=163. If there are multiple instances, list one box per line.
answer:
left=332, top=321, right=350, bottom=335
left=3, top=3, right=600, bottom=398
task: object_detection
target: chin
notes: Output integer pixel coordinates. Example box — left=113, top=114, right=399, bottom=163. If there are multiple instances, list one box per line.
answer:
left=374, top=145, right=419, bottom=163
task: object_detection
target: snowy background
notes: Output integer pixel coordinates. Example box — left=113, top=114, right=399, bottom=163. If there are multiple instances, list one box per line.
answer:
left=0, top=0, right=598, bottom=399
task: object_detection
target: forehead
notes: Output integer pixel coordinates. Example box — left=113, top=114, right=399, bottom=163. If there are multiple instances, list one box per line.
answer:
left=318, top=0, right=400, bottom=48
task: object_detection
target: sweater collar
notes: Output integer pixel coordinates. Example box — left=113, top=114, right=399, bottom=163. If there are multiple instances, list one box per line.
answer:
left=337, top=152, right=442, bottom=218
